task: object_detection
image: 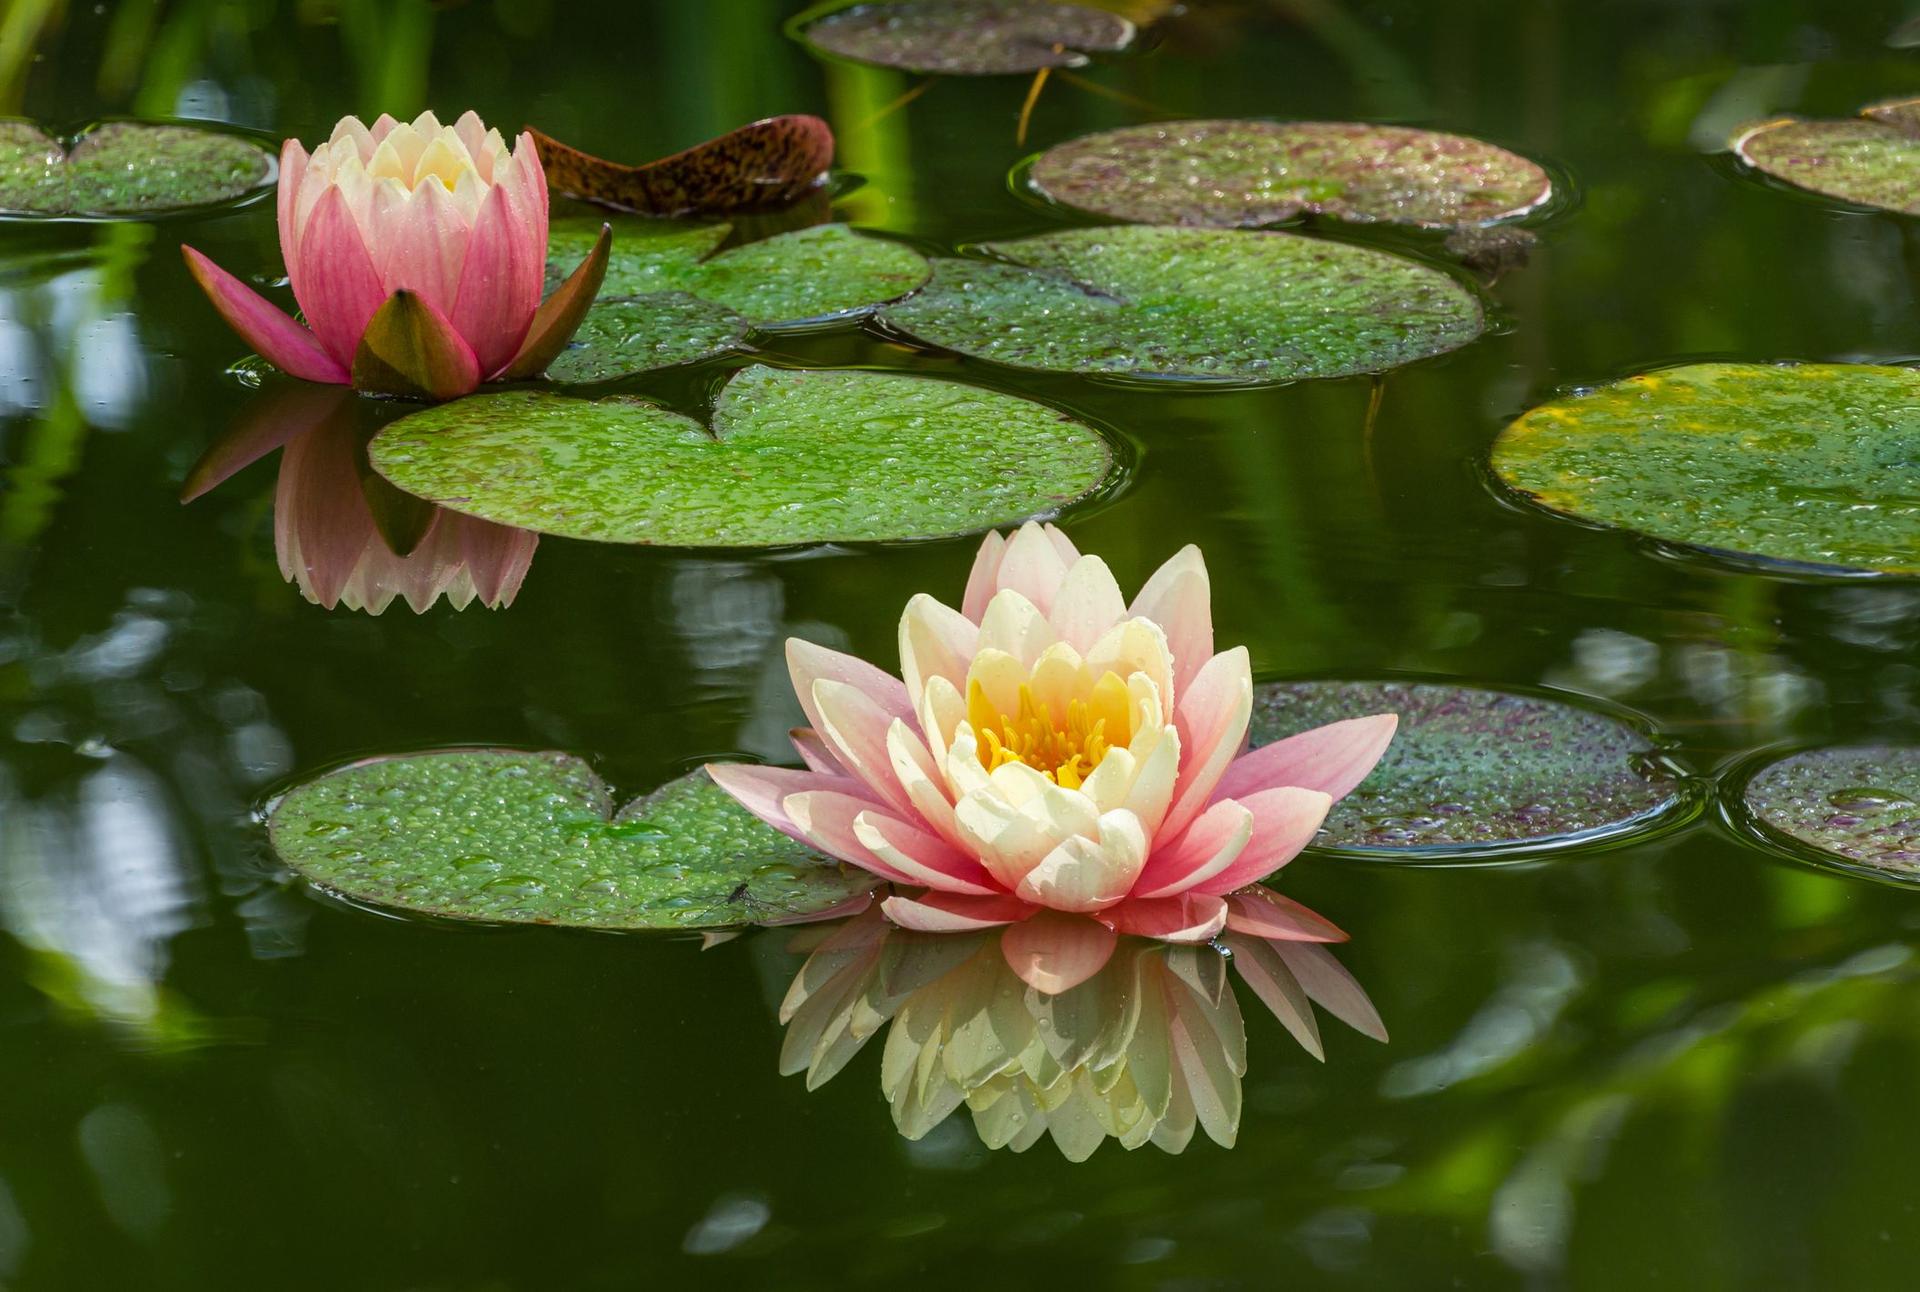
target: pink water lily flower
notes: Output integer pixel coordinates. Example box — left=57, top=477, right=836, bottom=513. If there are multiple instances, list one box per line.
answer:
left=183, top=110, right=609, bottom=401
left=708, top=523, right=1397, bottom=976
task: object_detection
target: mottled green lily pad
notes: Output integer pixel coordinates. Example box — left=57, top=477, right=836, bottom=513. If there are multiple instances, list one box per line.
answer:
left=800, top=0, right=1134, bottom=75
left=542, top=219, right=929, bottom=381
left=268, top=751, right=875, bottom=930
left=1493, top=363, right=1920, bottom=576
left=369, top=365, right=1113, bottom=546
left=878, top=226, right=1483, bottom=382
left=1029, top=120, right=1552, bottom=229
left=1250, top=681, right=1684, bottom=857
left=1733, top=98, right=1920, bottom=213
left=1739, top=746, right=1920, bottom=880
left=0, top=119, right=273, bottom=217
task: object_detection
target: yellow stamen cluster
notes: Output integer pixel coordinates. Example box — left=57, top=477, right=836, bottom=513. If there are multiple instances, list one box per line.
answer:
left=967, top=672, right=1131, bottom=789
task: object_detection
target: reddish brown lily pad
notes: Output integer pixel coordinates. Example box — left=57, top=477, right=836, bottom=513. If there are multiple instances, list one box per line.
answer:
left=800, top=0, right=1134, bottom=75
left=1732, top=97, right=1920, bottom=214
left=530, top=116, right=833, bottom=217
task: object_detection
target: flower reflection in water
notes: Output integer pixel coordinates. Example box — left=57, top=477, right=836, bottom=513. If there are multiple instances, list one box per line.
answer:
left=185, top=385, right=537, bottom=614
left=779, top=906, right=1385, bottom=1161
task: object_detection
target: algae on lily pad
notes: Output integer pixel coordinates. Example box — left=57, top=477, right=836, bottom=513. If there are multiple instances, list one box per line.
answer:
left=1029, top=120, right=1553, bottom=229
left=541, top=218, right=929, bottom=381
left=879, top=225, right=1484, bottom=382
left=369, top=365, right=1113, bottom=546
left=1250, top=680, right=1684, bottom=857
left=800, top=0, right=1134, bottom=74
left=1493, top=363, right=1920, bottom=575
left=1739, top=746, right=1920, bottom=880
left=1733, top=98, right=1920, bottom=213
left=0, top=120, right=273, bottom=217
left=268, top=751, right=876, bottom=930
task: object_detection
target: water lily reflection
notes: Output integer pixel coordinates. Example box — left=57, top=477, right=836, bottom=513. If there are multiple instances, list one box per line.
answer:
left=779, top=906, right=1386, bottom=1161
left=185, top=385, right=536, bottom=614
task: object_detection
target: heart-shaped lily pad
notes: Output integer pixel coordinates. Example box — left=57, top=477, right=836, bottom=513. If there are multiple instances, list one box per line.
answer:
left=0, top=120, right=273, bottom=217
left=267, top=751, right=876, bottom=929
left=878, top=226, right=1484, bottom=382
left=1493, top=363, right=1920, bottom=576
left=1250, top=680, right=1685, bottom=857
left=799, top=0, right=1134, bottom=74
left=1029, top=120, right=1553, bottom=229
left=531, top=115, right=834, bottom=216
left=368, top=364, right=1113, bottom=546
left=1738, top=746, right=1920, bottom=881
left=541, top=218, right=929, bottom=382
left=1733, top=98, right=1920, bottom=213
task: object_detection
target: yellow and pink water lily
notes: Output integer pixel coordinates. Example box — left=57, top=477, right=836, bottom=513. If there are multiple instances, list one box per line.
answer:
left=709, top=523, right=1397, bottom=988
left=183, top=110, right=609, bottom=401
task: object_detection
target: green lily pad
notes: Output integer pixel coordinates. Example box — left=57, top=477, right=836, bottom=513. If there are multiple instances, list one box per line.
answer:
left=1492, top=363, right=1920, bottom=576
left=542, top=219, right=929, bottom=381
left=1250, top=680, right=1685, bottom=857
left=369, top=364, right=1113, bottom=546
left=800, top=0, right=1134, bottom=75
left=267, top=751, right=876, bottom=930
left=878, top=226, right=1484, bottom=382
left=1029, top=120, right=1553, bottom=230
left=1733, top=98, right=1920, bottom=214
left=0, top=119, right=273, bottom=217
left=1739, top=746, right=1920, bottom=880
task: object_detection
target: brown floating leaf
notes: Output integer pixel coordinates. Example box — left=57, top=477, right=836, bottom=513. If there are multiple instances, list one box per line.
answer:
left=349, top=290, right=483, bottom=402
left=529, top=116, right=834, bottom=217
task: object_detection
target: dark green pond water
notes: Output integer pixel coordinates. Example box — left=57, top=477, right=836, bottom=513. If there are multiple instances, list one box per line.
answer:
left=6, top=2, right=1920, bottom=1287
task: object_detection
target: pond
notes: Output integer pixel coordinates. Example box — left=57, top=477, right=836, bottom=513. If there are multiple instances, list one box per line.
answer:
left=4, top=1, right=1920, bottom=1287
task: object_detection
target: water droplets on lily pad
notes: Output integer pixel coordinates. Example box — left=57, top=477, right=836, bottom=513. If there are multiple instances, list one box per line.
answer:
left=368, top=364, right=1115, bottom=546
left=1492, top=363, right=1920, bottom=576
left=1028, top=120, right=1553, bottom=230
left=267, top=750, right=876, bottom=930
left=878, top=225, right=1485, bottom=383
left=1736, top=746, right=1920, bottom=882
left=799, top=0, right=1134, bottom=75
left=0, top=119, right=274, bottom=218
left=1732, top=98, right=1920, bottom=214
left=1251, top=680, right=1688, bottom=858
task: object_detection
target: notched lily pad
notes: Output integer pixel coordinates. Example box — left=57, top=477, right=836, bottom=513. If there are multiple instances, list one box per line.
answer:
left=0, top=119, right=273, bottom=217
left=267, top=750, right=875, bottom=929
left=542, top=218, right=929, bottom=381
left=879, top=225, right=1484, bottom=382
left=1493, top=363, right=1920, bottom=576
left=530, top=116, right=833, bottom=216
left=1029, top=120, right=1553, bottom=229
left=368, top=364, right=1114, bottom=546
left=801, top=0, right=1134, bottom=74
left=1250, top=680, right=1685, bottom=857
left=1739, top=746, right=1920, bottom=880
left=1733, top=98, right=1920, bottom=213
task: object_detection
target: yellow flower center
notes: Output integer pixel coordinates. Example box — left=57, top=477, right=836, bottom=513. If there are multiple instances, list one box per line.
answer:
left=967, top=671, right=1131, bottom=790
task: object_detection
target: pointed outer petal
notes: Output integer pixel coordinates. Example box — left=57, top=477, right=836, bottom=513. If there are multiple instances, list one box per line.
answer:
left=887, top=720, right=969, bottom=852
left=881, top=890, right=1040, bottom=933
left=451, top=514, right=537, bottom=607
left=180, top=247, right=346, bottom=383
left=977, top=589, right=1058, bottom=668
left=446, top=181, right=536, bottom=377
left=852, top=811, right=1000, bottom=896
left=1040, top=523, right=1082, bottom=566
left=453, top=110, right=489, bottom=163
left=791, top=727, right=843, bottom=775
left=377, top=176, right=469, bottom=318
left=1129, top=545, right=1213, bottom=697
left=1000, top=914, right=1117, bottom=994
left=703, top=762, right=858, bottom=846
left=1192, top=786, right=1333, bottom=896
left=962, top=530, right=1009, bottom=623
left=1223, top=884, right=1347, bottom=943
left=275, top=418, right=375, bottom=608
left=788, top=637, right=914, bottom=742
left=993, top=522, right=1074, bottom=615
left=181, top=383, right=352, bottom=502
left=1161, top=646, right=1253, bottom=840
left=277, top=139, right=311, bottom=277
left=349, top=289, right=483, bottom=400
left=1272, top=941, right=1388, bottom=1043
left=759, top=889, right=876, bottom=928
left=498, top=221, right=609, bottom=380
left=898, top=593, right=979, bottom=709
left=1212, top=712, right=1400, bottom=805
left=1131, top=798, right=1254, bottom=899
left=782, top=791, right=920, bottom=885
left=1014, top=810, right=1148, bottom=912
left=812, top=677, right=931, bottom=821
left=1095, top=893, right=1228, bottom=944
left=293, top=186, right=388, bottom=369
left=1050, top=556, right=1128, bottom=654
left=1220, top=932, right=1324, bottom=1060
left=505, top=133, right=549, bottom=300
